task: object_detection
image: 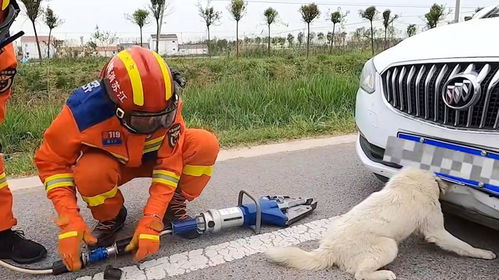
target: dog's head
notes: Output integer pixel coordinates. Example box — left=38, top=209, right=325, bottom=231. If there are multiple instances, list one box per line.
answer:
left=388, top=168, right=449, bottom=199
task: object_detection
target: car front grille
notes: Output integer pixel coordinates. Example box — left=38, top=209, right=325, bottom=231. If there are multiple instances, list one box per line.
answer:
left=381, top=62, right=499, bottom=130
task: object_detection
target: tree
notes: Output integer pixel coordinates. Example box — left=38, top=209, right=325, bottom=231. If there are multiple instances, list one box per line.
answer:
left=317, top=32, right=325, bottom=45
left=20, top=0, right=43, bottom=60
left=150, top=0, right=168, bottom=53
left=360, top=6, right=377, bottom=55
left=406, top=24, right=417, bottom=37
left=92, top=25, right=117, bottom=57
left=128, top=9, right=150, bottom=47
left=287, top=33, right=294, bottom=47
left=264, top=7, right=278, bottom=55
left=297, top=32, right=304, bottom=47
left=327, top=31, right=333, bottom=45
left=425, top=4, right=446, bottom=29
left=382, top=9, right=398, bottom=49
left=229, top=0, right=247, bottom=57
left=329, top=9, right=347, bottom=53
left=44, top=6, right=62, bottom=59
left=199, top=1, right=221, bottom=56
left=300, top=3, right=320, bottom=57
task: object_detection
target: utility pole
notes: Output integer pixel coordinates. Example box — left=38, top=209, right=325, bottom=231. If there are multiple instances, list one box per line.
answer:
left=454, top=0, right=461, bottom=23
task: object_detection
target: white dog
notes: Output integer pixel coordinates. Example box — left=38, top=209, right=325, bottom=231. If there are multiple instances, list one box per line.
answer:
left=265, top=168, right=496, bottom=280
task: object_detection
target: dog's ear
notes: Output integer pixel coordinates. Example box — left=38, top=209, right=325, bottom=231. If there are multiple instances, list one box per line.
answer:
left=435, top=177, right=449, bottom=196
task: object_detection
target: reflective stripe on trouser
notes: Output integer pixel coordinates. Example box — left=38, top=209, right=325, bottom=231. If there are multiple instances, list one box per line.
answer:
left=73, top=129, right=219, bottom=221
left=0, top=156, right=17, bottom=231
left=44, top=173, right=75, bottom=192
left=176, top=129, right=219, bottom=201
left=74, top=149, right=125, bottom=221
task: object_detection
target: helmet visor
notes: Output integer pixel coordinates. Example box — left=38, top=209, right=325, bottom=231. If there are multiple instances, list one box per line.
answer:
left=120, top=95, right=179, bottom=134
left=128, top=108, right=177, bottom=134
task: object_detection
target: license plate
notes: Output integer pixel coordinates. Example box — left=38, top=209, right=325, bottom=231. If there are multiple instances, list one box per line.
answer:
left=383, top=133, right=499, bottom=197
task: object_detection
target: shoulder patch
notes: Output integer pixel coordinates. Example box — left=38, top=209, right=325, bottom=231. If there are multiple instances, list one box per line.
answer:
left=67, top=81, right=116, bottom=131
left=0, top=68, right=16, bottom=93
left=168, top=124, right=181, bottom=147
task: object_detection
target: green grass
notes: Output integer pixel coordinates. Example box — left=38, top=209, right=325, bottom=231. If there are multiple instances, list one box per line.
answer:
left=0, top=52, right=369, bottom=176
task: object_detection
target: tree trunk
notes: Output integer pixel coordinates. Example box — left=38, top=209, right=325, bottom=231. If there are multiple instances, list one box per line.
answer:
left=236, top=20, right=239, bottom=58
left=32, top=20, right=42, bottom=60
left=140, top=26, right=143, bottom=47
left=47, top=28, right=52, bottom=59
left=267, top=24, right=271, bottom=56
left=306, top=23, right=310, bottom=58
left=370, top=20, right=374, bottom=55
left=207, top=25, right=211, bottom=57
left=156, top=18, right=160, bottom=53
left=384, top=27, right=387, bottom=49
left=330, top=23, right=336, bottom=54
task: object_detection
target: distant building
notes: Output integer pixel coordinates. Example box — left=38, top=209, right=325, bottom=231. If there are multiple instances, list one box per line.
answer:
left=150, top=34, right=178, bottom=56
left=178, top=44, right=208, bottom=56
left=20, top=36, right=57, bottom=59
left=96, top=46, right=119, bottom=57
left=118, top=42, right=150, bottom=51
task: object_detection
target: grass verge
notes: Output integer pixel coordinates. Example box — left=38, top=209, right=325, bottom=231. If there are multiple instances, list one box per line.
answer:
left=0, top=52, right=369, bottom=176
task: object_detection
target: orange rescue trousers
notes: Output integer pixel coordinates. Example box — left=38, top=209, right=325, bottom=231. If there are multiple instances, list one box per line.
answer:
left=74, top=129, right=219, bottom=221
left=0, top=155, right=17, bottom=231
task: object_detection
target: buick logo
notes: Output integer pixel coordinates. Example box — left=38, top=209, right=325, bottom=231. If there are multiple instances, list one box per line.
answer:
left=442, top=73, right=481, bottom=110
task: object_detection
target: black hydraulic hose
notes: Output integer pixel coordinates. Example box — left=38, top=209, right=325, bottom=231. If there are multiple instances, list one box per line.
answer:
left=0, top=229, right=173, bottom=276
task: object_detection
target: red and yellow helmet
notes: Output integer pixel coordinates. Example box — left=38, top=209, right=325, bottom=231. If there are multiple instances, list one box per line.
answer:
left=101, top=46, right=179, bottom=134
left=1, top=0, right=10, bottom=11
left=1, top=0, right=21, bottom=50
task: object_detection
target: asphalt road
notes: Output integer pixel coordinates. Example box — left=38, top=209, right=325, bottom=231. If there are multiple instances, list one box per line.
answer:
left=1, top=142, right=498, bottom=280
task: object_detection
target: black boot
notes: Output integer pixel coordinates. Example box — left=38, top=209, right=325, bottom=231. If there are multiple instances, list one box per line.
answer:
left=0, top=230, right=47, bottom=264
left=92, top=207, right=127, bottom=248
left=163, top=192, right=199, bottom=239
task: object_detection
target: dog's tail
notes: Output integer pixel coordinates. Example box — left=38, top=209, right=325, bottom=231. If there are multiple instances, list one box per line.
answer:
left=265, top=247, right=334, bottom=270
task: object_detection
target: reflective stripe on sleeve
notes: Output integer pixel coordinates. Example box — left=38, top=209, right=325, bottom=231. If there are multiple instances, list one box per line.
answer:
left=139, top=234, right=160, bottom=241
left=59, top=231, right=78, bottom=240
left=182, top=165, right=214, bottom=177
left=152, top=170, right=179, bottom=188
left=0, top=173, right=7, bottom=190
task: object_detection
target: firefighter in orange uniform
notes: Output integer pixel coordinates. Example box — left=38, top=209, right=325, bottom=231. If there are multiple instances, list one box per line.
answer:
left=0, top=0, right=46, bottom=264
left=35, top=46, right=219, bottom=271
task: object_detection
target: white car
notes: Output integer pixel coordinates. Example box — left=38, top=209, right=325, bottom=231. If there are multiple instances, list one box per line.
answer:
left=355, top=7, right=499, bottom=229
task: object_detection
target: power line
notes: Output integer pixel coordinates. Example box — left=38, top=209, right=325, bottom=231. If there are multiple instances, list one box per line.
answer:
left=212, top=0, right=480, bottom=9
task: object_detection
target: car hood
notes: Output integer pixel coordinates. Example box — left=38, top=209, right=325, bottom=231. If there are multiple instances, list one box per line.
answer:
left=373, top=18, right=499, bottom=72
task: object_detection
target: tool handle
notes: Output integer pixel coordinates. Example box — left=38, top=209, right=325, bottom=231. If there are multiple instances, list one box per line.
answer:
left=52, top=260, right=78, bottom=275
left=115, top=236, right=133, bottom=255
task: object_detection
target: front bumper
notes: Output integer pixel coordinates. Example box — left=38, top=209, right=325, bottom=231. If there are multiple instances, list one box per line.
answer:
left=355, top=83, right=499, bottom=228
left=356, top=134, right=499, bottom=229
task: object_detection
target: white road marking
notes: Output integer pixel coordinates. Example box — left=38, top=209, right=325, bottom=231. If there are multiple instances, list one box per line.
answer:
left=7, top=134, right=356, bottom=192
left=76, top=217, right=335, bottom=280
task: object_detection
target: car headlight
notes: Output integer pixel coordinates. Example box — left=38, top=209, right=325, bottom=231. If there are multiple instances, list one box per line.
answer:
left=359, top=59, right=377, bottom=94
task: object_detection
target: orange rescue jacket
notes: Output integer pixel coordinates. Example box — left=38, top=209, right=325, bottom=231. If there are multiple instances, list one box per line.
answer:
left=35, top=81, right=186, bottom=219
left=0, top=41, right=16, bottom=123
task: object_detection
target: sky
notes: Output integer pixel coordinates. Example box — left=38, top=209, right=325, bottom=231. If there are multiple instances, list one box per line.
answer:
left=10, top=0, right=498, bottom=44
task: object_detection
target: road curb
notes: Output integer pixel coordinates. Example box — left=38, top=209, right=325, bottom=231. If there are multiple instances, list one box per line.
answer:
left=8, top=134, right=357, bottom=192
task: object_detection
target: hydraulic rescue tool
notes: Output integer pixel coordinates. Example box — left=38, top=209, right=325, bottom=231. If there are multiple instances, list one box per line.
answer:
left=0, top=191, right=317, bottom=276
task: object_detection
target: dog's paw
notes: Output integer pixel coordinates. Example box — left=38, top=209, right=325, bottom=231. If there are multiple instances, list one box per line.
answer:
left=355, top=270, right=396, bottom=280
left=476, top=249, right=496, bottom=260
left=379, top=270, right=397, bottom=280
